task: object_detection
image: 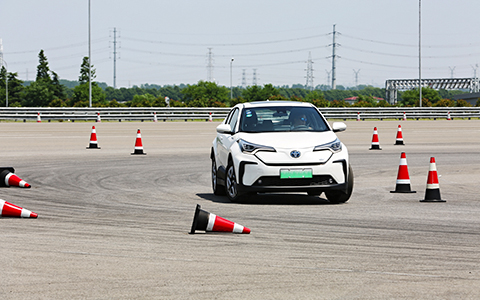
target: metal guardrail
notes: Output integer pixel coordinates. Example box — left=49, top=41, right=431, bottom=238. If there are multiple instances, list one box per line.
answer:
left=0, top=107, right=479, bottom=121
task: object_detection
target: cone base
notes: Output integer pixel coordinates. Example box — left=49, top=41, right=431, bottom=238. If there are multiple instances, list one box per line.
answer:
left=390, top=190, right=416, bottom=193
left=131, top=152, right=146, bottom=155
left=369, top=147, right=382, bottom=150
left=86, top=146, right=101, bottom=149
left=420, top=199, right=446, bottom=202
left=394, top=142, right=405, bottom=145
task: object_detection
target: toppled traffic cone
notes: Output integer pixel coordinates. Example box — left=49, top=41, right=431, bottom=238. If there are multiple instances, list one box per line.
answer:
left=420, top=157, right=445, bottom=202
left=96, top=112, right=101, bottom=123
left=86, top=126, right=101, bottom=149
left=369, top=127, right=382, bottom=150
left=131, top=129, right=146, bottom=155
left=0, top=168, right=31, bottom=188
left=0, top=199, right=37, bottom=218
left=390, top=152, right=416, bottom=193
left=394, top=125, right=405, bottom=145
left=190, top=204, right=250, bottom=234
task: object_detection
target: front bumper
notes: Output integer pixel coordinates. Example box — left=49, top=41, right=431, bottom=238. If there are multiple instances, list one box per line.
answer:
left=236, top=158, right=349, bottom=195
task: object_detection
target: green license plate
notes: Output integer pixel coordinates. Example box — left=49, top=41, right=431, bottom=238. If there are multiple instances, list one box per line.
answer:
left=280, top=169, right=313, bottom=179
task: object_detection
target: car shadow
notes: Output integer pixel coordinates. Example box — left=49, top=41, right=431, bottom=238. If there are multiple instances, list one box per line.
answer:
left=195, top=193, right=337, bottom=205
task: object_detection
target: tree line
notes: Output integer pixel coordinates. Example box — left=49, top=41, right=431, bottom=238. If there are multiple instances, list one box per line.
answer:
left=1, top=50, right=478, bottom=108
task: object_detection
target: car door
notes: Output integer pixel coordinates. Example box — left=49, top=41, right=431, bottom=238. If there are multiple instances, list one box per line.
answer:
left=217, top=107, right=240, bottom=168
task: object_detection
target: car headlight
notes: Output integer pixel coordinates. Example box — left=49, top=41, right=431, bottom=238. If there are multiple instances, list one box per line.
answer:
left=238, top=139, right=276, bottom=154
left=313, top=138, right=342, bottom=153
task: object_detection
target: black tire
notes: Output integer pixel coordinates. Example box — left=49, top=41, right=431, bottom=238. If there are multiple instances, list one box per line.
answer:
left=225, top=161, right=243, bottom=203
left=325, top=164, right=354, bottom=204
left=212, top=158, right=225, bottom=195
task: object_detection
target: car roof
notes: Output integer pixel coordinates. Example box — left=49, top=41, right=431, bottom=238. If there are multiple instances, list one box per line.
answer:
left=240, top=101, right=315, bottom=109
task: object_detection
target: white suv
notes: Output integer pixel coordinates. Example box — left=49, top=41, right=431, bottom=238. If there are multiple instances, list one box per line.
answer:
left=211, top=101, right=353, bottom=203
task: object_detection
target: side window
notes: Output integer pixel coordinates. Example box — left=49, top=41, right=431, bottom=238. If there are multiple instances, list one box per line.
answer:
left=228, top=108, right=240, bottom=132
left=224, top=109, right=234, bottom=124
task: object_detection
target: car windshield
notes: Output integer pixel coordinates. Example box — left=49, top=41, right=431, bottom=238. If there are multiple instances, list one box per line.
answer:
left=239, top=106, right=329, bottom=133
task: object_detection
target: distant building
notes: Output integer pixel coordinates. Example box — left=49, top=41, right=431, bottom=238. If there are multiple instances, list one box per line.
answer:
left=452, top=92, right=480, bottom=106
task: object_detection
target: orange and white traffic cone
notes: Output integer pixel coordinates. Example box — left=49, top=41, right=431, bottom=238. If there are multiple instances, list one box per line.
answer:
left=403, top=112, right=407, bottom=121
left=153, top=112, right=158, bottom=123
left=390, top=152, right=416, bottom=193
left=0, top=168, right=31, bottom=188
left=369, top=127, right=381, bottom=150
left=37, top=112, right=41, bottom=123
left=0, top=199, right=37, bottom=218
left=131, top=129, right=146, bottom=155
left=209, top=112, right=213, bottom=122
left=420, top=157, right=445, bottom=202
left=447, top=111, right=451, bottom=121
left=394, top=125, right=405, bottom=145
left=86, top=126, right=100, bottom=149
left=357, top=112, right=361, bottom=121
left=190, top=204, right=250, bottom=234
left=96, top=112, right=101, bottom=123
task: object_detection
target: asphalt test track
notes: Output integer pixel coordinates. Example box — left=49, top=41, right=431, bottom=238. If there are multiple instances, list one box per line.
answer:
left=1, top=120, right=479, bottom=299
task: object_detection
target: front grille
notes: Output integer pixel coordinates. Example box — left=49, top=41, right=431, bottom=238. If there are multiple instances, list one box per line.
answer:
left=253, top=175, right=337, bottom=187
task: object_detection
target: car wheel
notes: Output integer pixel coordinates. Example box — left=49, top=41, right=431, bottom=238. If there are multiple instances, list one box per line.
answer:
left=325, top=164, right=354, bottom=204
left=212, top=158, right=225, bottom=195
left=225, top=161, right=243, bottom=202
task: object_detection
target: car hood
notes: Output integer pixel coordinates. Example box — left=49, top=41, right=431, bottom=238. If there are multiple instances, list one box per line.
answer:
left=236, top=131, right=339, bottom=149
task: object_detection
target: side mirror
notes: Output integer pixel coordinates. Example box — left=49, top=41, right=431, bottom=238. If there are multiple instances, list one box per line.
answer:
left=332, top=122, right=347, bottom=132
left=216, top=124, right=233, bottom=134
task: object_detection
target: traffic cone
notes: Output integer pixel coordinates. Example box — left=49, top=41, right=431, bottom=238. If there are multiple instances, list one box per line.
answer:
left=153, top=112, right=158, bottom=122
left=369, top=127, right=381, bottom=150
left=403, top=112, right=407, bottom=121
left=131, top=129, right=146, bottom=155
left=190, top=204, right=250, bottom=234
left=209, top=112, right=213, bottom=122
left=96, top=112, right=101, bottom=123
left=420, top=157, right=445, bottom=202
left=390, top=152, right=416, bottom=193
left=447, top=111, right=451, bottom=121
left=86, top=126, right=100, bottom=149
left=0, top=168, right=31, bottom=188
left=356, top=112, right=360, bottom=121
left=394, top=125, right=405, bottom=145
left=37, top=112, right=41, bottom=123
left=0, top=199, right=38, bottom=218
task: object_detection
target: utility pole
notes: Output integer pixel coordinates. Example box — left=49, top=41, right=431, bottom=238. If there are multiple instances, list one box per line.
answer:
left=230, top=58, right=234, bottom=99
left=419, top=0, right=422, bottom=107
left=330, top=24, right=338, bottom=90
left=206, top=48, right=214, bottom=81
left=88, top=0, right=92, bottom=107
left=305, top=51, right=314, bottom=91
left=353, top=69, right=360, bottom=89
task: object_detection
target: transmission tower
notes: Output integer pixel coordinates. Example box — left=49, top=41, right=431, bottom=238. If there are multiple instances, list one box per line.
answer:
left=449, top=66, right=455, bottom=78
left=206, top=48, right=214, bottom=81
left=325, top=70, right=331, bottom=88
left=305, top=52, right=314, bottom=91
left=252, top=69, right=258, bottom=86
left=241, top=69, right=247, bottom=88
left=0, top=38, right=4, bottom=68
left=110, top=28, right=119, bottom=89
left=329, top=24, right=339, bottom=89
left=353, top=69, right=360, bottom=88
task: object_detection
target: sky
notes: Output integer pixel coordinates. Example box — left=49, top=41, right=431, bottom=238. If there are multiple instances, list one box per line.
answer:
left=1, top=0, right=479, bottom=89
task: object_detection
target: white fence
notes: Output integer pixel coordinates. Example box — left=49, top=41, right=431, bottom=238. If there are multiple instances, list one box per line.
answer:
left=0, top=107, right=479, bottom=122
